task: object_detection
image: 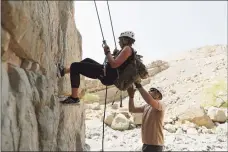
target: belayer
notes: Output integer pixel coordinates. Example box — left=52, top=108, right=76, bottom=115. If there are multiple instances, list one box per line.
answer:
left=58, top=31, right=148, bottom=104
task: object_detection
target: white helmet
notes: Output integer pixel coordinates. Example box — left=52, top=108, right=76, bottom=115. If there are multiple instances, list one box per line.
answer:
left=119, top=31, right=135, bottom=41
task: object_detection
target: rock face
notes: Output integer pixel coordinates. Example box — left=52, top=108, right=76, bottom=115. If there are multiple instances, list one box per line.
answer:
left=1, top=1, right=85, bottom=151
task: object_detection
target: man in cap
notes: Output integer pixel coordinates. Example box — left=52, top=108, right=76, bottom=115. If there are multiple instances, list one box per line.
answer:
left=127, top=82, right=165, bottom=152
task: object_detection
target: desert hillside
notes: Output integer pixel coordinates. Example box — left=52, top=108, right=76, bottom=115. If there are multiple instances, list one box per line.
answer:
left=84, top=44, right=227, bottom=151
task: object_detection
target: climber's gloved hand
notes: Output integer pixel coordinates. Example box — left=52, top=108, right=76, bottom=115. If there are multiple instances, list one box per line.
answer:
left=134, top=77, right=142, bottom=88
left=134, top=82, right=142, bottom=89
left=127, top=85, right=136, bottom=98
left=103, top=44, right=110, bottom=55
left=113, top=48, right=119, bottom=55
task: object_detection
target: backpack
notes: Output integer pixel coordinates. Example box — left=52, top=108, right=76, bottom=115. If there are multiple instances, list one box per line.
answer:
left=113, top=48, right=149, bottom=91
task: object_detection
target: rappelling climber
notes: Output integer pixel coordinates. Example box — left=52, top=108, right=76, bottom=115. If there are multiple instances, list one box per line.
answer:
left=58, top=31, right=136, bottom=104
left=127, top=83, right=166, bottom=152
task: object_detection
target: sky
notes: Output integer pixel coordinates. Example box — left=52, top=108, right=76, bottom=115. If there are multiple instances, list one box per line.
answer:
left=74, top=1, right=227, bottom=64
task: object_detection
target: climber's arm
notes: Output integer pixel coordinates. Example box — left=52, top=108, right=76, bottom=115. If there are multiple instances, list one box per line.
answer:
left=129, top=97, right=145, bottom=113
left=106, top=46, right=132, bottom=68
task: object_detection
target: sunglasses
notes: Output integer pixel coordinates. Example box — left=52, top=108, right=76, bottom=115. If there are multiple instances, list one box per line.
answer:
left=149, top=88, right=162, bottom=99
left=149, top=88, right=158, bottom=92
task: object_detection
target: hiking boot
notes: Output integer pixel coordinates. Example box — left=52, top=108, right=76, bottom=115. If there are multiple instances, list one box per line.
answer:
left=60, top=96, right=80, bottom=104
left=57, top=63, right=65, bottom=78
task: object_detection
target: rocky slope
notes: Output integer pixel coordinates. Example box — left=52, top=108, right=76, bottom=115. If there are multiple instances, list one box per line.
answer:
left=84, top=45, right=227, bottom=151
left=1, top=1, right=85, bottom=151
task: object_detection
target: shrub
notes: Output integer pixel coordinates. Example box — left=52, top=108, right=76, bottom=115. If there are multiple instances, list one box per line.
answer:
left=82, top=92, right=100, bottom=103
left=201, top=79, right=227, bottom=108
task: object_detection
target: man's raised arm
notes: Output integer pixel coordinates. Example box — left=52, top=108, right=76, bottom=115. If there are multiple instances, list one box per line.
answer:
left=134, top=83, right=163, bottom=111
left=127, top=85, right=145, bottom=113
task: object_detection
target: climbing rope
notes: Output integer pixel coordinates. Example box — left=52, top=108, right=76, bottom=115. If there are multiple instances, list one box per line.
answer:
left=106, top=0, right=117, bottom=49
left=105, top=0, right=123, bottom=107
left=94, top=0, right=105, bottom=43
left=102, top=83, right=108, bottom=151
left=93, top=1, right=107, bottom=150
left=93, top=0, right=117, bottom=151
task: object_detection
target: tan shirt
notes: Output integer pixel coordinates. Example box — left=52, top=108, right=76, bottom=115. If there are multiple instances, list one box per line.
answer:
left=141, top=102, right=165, bottom=146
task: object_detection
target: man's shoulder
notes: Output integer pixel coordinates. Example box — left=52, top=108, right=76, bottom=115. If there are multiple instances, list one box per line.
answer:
left=150, top=101, right=166, bottom=111
left=158, top=100, right=166, bottom=111
left=143, top=101, right=166, bottom=112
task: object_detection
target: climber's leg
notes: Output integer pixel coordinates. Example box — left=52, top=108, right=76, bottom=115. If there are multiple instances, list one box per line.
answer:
left=58, top=58, right=101, bottom=77
left=70, top=61, right=103, bottom=88
left=60, top=95, right=80, bottom=104
left=81, top=58, right=101, bottom=65
left=60, top=61, right=104, bottom=104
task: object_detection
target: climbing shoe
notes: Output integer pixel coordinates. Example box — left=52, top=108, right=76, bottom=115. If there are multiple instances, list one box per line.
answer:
left=60, top=96, right=80, bottom=104
left=57, top=63, right=65, bottom=78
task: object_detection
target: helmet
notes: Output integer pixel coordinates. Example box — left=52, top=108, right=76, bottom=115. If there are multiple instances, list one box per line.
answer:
left=119, top=31, right=135, bottom=41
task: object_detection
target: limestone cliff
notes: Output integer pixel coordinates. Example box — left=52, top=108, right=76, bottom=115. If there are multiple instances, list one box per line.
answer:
left=1, top=1, right=85, bottom=151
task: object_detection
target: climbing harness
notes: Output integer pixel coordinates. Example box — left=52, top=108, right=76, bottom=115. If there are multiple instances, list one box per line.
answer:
left=93, top=0, right=118, bottom=151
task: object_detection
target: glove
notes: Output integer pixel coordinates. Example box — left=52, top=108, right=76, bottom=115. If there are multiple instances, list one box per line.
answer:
left=103, top=45, right=110, bottom=55
left=127, top=85, right=136, bottom=98
left=113, top=48, right=119, bottom=55
left=134, top=82, right=142, bottom=88
left=134, top=77, right=142, bottom=84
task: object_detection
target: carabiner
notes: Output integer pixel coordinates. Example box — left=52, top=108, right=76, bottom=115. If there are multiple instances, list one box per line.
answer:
left=102, top=40, right=107, bottom=48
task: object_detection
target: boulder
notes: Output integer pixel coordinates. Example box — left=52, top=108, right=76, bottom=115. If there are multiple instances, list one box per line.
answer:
left=104, top=112, right=116, bottom=126
left=111, top=114, right=130, bottom=131
left=164, top=124, right=177, bottom=133
left=207, top=107, right=227, bottom=122
left=177, top=105, right=214, bottom=129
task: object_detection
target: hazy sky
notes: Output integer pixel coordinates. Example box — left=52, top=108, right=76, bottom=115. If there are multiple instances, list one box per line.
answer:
left=74, top=1, right=227, bottom=64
